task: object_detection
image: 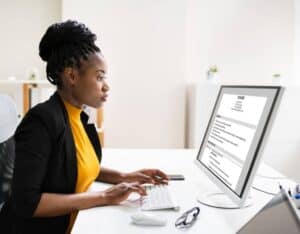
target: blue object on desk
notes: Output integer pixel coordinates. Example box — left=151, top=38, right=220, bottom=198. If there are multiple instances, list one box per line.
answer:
left=294, top=193, right=300, bottom=199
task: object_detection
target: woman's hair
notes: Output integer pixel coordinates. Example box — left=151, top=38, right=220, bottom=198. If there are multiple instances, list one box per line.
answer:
left=39, top=20, right=101, bottom=88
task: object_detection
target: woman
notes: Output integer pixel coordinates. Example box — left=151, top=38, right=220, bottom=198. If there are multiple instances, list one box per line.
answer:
left=0, top=20, right=168, bottom=234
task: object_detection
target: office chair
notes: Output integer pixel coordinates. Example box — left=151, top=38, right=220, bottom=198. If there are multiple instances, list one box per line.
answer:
left=0, top=94, right=18, bottom=207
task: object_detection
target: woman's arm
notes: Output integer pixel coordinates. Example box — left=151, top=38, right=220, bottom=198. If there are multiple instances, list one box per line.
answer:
left=11, top=113, right=146, bottom=218
left=34, top=165, right=168, bottom=217
left=33, top=182, right=146, bottom=217
left=96, top=167, right=125, bottom=184
left=33, top=192, right=105, bottom=217
left=97, top=167, right=169, bottom=185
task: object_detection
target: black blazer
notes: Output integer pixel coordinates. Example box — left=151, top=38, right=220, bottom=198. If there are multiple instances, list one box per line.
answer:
left=0, top=92, right=102, bottom=234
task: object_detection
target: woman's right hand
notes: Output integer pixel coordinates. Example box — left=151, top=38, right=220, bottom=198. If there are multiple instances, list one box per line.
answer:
left=102, top=182, right=147, bottom=205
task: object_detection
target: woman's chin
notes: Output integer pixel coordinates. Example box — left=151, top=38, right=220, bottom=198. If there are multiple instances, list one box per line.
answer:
left=94, top=101, right=104, bottom=109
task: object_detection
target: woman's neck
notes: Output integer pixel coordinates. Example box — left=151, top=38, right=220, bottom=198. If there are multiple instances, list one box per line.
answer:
left=57, top=89, right=83, bottom=109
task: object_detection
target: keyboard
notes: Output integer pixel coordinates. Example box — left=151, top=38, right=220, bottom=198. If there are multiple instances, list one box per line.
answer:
left=141, top=184, right=179, bottom=211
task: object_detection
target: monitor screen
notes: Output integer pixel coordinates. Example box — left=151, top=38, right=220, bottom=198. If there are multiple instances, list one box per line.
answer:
left=196, top=86, right=282, bottom=201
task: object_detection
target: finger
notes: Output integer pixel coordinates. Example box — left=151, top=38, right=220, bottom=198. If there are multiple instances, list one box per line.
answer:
left=151, top=171, right=169, bottom=184
left=129, top=184, right=147, bottom=196
left=153, top=176, right=168, bottom=185
left=155, top=169, right=169, bottom=181
left=136, top=173, right=154, bottom=184
left=128, top=182, right=148, bottom=192
left=128, top=182, right=141, bottom=187
left=162, top=179, right=168, bottom=185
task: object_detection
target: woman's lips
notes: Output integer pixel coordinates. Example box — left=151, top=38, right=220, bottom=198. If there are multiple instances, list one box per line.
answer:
left=101, top=94, right=108, bottom=101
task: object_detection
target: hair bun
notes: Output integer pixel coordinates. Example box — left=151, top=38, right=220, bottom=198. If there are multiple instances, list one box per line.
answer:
left=39, top=20, right=97, bottom=62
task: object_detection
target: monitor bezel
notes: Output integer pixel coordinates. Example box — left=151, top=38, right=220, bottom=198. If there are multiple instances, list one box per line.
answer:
left=194, top=85, right=283, bottom=207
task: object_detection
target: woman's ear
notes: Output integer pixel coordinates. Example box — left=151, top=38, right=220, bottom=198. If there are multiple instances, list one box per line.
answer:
left=63, top=67, right=77, bottom=86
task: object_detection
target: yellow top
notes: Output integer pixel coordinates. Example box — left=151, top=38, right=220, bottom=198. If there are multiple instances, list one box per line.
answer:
left=63, top=100, right=100, bottom=234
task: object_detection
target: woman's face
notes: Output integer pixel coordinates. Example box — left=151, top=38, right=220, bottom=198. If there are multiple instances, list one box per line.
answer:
left=71, top=53, right=109, bottom=108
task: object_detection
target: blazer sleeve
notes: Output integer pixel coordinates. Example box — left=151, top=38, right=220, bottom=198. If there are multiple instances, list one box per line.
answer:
left=11, top=112, right=52, bottom=218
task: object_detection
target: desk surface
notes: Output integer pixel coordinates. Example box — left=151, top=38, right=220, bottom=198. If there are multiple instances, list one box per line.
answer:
left=72, top=149, right=291, bottom=234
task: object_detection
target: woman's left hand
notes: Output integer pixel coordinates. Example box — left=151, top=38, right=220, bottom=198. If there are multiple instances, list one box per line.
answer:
left=122, top=169, right=169, bottom=185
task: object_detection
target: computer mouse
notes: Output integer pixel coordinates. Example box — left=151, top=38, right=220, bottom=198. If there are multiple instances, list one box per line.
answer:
left=130, top=212, right=167, bottom=226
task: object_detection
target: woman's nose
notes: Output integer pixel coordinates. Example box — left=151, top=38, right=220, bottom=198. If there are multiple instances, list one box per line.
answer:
left=103, top=82, right=110, bottom=92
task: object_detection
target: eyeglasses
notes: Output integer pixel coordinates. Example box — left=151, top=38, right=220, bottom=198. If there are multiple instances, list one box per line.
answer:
left=175, top=207, right=200, bottom=229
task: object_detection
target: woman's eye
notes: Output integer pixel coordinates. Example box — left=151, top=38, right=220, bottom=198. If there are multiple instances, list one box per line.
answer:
left=97, top=76, right=104, bottom=81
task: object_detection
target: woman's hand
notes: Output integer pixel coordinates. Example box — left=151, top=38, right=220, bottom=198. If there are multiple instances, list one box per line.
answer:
left=102, top=182, right=146, bottom=205
left=122, top=169, right=169, bottom=185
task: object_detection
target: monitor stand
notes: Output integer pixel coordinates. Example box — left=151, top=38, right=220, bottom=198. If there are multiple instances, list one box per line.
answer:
left=197, top=192, right=252, bottom=209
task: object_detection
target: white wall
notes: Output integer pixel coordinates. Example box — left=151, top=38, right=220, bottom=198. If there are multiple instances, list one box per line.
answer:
left=63, top=0, right=295, bottom=149
left=1, top=0, right=295, bottom=151
left=186, top=0, right=295, bottom=147
left=185, top=0, right=298, bottom=179
left=294, top=0, right=300, bottom=82
left=186, top=0, right=294, bottom=85
left=0, top=0, right=61, bottom=80
left=263, top=85, right=300, bottom=180
left=62, top=0, right=187, bottom=148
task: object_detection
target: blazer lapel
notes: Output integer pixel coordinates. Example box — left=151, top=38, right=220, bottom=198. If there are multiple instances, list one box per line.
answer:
left=49, top=92, right=78, bottom=193
left=63, top=124, right=77, bottom=193
left=81, top=112, right=102, bottom=163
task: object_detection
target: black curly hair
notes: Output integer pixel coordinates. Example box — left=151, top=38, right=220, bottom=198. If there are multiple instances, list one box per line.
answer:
left=39, top=20, right=101, bottom=88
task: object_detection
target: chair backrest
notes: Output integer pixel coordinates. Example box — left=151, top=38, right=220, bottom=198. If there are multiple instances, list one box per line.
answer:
left=0, top=137, right=15, bottom=203
left=0, top=94, right=18, bottom=143
left=0, top=94, right=18, bottom=204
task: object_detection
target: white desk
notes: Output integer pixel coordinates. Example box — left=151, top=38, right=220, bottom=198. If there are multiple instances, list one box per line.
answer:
left=72, top=149, right=292, bottom=234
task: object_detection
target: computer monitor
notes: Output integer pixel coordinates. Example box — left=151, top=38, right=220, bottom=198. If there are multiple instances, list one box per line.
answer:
left=194, top=86, right=283, bottom=209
